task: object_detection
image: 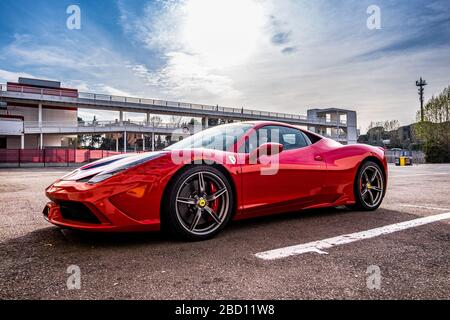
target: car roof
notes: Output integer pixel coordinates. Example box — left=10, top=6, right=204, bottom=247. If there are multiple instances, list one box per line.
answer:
left=240, top=120, right=298, bottom=127
left=238, top=120, right=324, bottom=140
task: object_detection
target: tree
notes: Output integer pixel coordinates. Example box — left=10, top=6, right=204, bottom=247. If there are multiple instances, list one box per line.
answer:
left=383, top=120, right=400, bottom=132
left=170, top=115, right=182, bottom=126
left=89, top=116, right=102, bottom=149
left=150, top=115, right=162, bottom=127
left=414, top=86, right=450, bottom=162
left=100, top=136, right=115, bottom=150
left=188, top=118, right=200, bottom=125
left=77, top=134, right=88, bottom=148
left=361, top=120, right=402, bottom=147
left=155, top=135, right=163, bottom=150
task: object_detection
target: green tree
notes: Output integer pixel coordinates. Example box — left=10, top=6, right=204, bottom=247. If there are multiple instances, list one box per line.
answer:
left=89, top=116, right=102, bottom=149
left=360, top=120, right=402, bottom=147
left=100, top=136, right=115, bottom=150
left=415, top=86, right=450, bottom=163
left=155, top=135, right=163, bottom=150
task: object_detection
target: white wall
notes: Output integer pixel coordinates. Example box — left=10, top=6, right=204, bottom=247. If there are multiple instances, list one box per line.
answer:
left=43, top=135, right=73, bottom=147
left=7, top=136, right=20, bottom=149
left=0, top=119, right=23, bottom=135
left=7, top=135, right=38, bottom=149
left=4, top=104, right=78, bottom=148
left=346, top=111, right=357, bottom=144
left=7, top=134, right=76, bottom=149
left=42, top=108, right=77, bottom=124
left=6, top=105, right=38, bottom=121
left=6, top=105, right=77, bottom=123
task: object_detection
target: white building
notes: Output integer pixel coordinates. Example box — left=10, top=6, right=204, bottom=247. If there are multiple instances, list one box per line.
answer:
left=307, top=108, right=358, bottom=144
left=0, top=78, right=77, bottom=149
left=0, top=78, right=359, bottom=150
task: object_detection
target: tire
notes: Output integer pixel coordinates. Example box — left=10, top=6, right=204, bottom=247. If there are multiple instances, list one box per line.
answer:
left=351, top=160, right=385, bottom=211
left=161, top=165, right=234, bottom=241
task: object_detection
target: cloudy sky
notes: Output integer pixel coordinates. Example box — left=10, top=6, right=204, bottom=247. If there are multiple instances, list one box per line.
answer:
left=0, top=0, right=449, bottom=132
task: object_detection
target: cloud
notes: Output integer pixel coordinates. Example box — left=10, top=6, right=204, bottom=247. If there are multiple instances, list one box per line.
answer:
left=281, top=47, right=297, bottom=54
left=118, top=0, right=271, bottom=102
left=271, top=31, right=291, bottom=45
left=1, top=0, right=450, bottom=132
left=126, top=54, right=241, bottom=102
left=0, top=68, right=36, bottom=83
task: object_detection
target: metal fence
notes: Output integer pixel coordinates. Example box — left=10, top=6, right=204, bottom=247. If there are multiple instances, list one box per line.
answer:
left=23, top=120, right=189, bottom=129
left=0, top=148, right=429, bottom=167
left=385, top=150, right=426, bottom=164
left=0, top=149, right=124, bottom=167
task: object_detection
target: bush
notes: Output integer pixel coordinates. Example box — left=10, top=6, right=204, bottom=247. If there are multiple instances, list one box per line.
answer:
left=425, top=144, right=450, bottom=163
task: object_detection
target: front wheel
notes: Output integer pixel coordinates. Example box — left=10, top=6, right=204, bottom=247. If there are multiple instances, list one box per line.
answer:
left=162, top=165, right=234, bottom=241
left=351, top=161, right=385, bottom=211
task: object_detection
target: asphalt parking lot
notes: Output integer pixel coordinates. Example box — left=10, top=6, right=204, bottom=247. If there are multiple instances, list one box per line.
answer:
left=1, top=164, right=450, bottom=299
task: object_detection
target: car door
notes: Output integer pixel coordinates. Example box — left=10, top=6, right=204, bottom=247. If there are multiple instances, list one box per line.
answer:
left=240, top=125, right=327, bottom=216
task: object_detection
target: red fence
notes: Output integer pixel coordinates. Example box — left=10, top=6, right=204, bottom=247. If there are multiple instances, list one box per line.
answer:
left=0, top=149, right=123, bottom=166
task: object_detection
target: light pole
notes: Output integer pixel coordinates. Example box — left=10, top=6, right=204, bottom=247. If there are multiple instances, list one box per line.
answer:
left=416, top=77, right=427, bottom=122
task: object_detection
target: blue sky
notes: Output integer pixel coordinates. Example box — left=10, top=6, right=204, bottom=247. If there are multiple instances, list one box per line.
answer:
left=0, top=0, right=449, bottom=132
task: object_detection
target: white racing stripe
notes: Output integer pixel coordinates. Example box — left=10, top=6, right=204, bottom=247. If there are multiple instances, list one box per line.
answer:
left=255, top=211, right=450, bottom=260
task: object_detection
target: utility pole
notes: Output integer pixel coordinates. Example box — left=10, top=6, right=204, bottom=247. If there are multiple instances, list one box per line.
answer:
left=416, top=77, right=427, bottom=122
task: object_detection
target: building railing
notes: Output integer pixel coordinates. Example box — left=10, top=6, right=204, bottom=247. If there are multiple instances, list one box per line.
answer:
left=0, top=83, right=346, bottom=126
left=23, top=120, right=190, bottom=129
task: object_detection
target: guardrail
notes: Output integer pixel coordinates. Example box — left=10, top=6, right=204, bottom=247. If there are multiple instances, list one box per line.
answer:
left=1, top=83, right=347, bottom=126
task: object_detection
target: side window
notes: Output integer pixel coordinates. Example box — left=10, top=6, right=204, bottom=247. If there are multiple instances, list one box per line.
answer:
left=245, top=125, right=309, bottom=153
left=301, top=132, right=312, bottom=145
left=244, top=128, right=270, bottom=153
left=276, top=126, right=308, bottom=150
left=243, top=130, right=256, bottom=153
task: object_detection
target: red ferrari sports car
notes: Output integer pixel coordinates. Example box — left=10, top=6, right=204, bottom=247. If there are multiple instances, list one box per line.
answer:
left=44, top=121, right=387, bottom=240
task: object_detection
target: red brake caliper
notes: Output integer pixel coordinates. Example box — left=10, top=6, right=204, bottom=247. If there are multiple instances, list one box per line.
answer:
left=209, top=182, right=219, bottom=212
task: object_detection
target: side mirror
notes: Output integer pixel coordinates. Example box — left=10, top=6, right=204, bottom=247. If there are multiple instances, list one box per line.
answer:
left=249, top=142, right=283, bottom=163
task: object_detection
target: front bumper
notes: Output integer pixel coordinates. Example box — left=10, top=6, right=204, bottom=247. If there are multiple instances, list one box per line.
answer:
left=44, top=178, right=161, bottom=232
left=43, top=200, right=117, bottom=231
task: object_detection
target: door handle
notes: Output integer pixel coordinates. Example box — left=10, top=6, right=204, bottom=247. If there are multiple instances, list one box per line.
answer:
left=314, top=155, right=323, bottom=161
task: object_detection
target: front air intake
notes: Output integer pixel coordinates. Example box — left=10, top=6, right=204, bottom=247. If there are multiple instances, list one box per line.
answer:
left=59, top=201, right=101, bottom=224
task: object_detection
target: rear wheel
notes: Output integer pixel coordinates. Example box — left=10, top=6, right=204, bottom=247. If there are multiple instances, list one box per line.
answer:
left=351, top=161, right=385, bottom=211
left=162, top=166, right=233, bottom=241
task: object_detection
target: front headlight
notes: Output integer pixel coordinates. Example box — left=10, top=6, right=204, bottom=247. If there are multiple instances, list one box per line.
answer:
left=87, top=169, right=125, bottom=184
left=87, top=153, right=164, bottom=184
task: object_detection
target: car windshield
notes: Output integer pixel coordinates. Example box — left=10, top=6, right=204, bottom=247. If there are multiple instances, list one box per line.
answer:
left=164, top=123, right=253, bottom=152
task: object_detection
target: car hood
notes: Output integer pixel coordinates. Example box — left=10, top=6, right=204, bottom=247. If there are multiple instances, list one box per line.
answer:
left=60, top=151, right=166, bottom=182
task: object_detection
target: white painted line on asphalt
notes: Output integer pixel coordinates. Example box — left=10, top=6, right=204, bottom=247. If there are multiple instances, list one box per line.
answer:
left=400, top=204, right=450, bottom=211
left=255, top=212, right=450, bottom=260
left=390, top=173, right=450, bottom=178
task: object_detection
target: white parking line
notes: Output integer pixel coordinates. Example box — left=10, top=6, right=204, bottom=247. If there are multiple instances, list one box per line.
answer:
left=390, top=172, right=449, bottom=178
left=255, top=211, right=450, bottom=260
left=400, top=204, right=450, bottom=211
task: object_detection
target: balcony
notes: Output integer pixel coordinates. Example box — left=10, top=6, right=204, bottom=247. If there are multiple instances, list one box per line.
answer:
left=23, top=120, right=193, bottom=135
